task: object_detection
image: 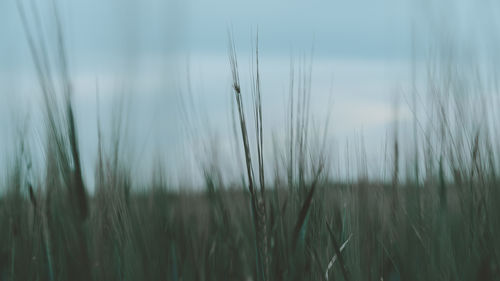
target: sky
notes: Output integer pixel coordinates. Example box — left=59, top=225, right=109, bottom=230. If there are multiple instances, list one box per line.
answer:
left=1, top=0, right=499, bottom=189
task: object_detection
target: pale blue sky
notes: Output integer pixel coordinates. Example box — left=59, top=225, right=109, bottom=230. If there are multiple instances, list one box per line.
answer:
left=1, top=0, right=498, bottom=188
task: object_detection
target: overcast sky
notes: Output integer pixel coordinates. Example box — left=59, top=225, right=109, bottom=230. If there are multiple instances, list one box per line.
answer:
left=1, top=0, right=498, bottom=188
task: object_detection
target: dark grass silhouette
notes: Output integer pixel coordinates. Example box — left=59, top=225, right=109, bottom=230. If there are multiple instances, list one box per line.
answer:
left=1, top=3, right=500, bottom=281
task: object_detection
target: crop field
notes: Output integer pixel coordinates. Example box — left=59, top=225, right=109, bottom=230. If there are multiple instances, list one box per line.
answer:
left=2, top=1, right=500, bottom=281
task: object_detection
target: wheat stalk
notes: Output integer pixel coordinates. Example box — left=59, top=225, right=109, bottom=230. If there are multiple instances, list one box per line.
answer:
left=325, top=234, right=352, bottom=281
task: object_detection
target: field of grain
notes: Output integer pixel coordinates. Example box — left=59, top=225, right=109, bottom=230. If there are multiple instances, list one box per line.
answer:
left=2, top=2, right=500, bottom=281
